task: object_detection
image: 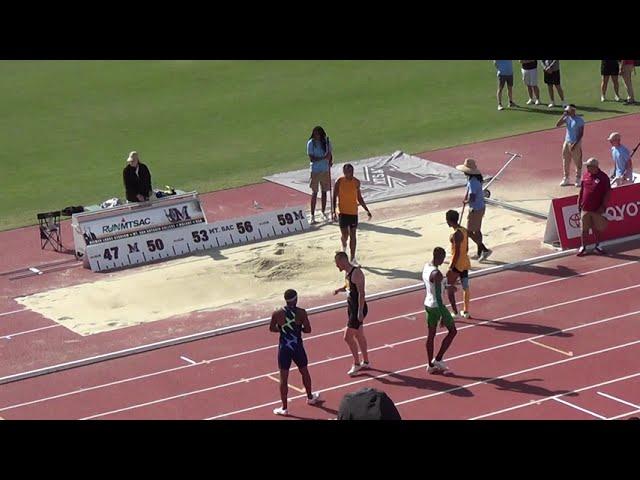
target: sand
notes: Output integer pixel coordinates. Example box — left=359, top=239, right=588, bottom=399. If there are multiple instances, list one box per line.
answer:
left=15, top=204, right=548, bottom=336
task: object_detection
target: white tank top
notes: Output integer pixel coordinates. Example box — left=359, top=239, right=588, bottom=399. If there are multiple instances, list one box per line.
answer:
left=423, top=263, right=444, bottom=308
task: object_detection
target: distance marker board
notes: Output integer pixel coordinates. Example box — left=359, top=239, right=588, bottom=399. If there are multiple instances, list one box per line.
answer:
left=86, top=205, right=309, bottom=272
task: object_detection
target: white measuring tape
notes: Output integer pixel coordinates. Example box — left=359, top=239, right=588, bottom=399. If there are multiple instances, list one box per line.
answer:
left=86, top=205, right=309, bottom=272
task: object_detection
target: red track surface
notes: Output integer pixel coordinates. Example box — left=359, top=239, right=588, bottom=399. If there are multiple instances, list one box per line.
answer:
left=1, top=245, right=639, bottom=420
left=1, top=114, right=639, bottom=419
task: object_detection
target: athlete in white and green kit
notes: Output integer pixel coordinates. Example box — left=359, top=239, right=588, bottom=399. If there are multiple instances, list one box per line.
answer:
left=422, top=247, right=458, bottom=374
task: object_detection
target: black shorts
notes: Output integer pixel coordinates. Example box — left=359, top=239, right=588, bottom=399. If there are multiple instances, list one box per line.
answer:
left=347, top=302, right=368, bottom=329
left=601, top=60, right=619, bottom=76
left=544, top=70, right=561, bottom=85
left=451, top=266, right=469, bottom=279
left=498, top=75, right=513, bottom=87
left=339, top=213, right=358, bottom=229
left=277, top=342, right=309, bottom=370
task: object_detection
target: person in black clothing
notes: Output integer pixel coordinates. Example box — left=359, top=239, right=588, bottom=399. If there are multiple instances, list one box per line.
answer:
left=123, top=151, right=153, bottom=202
left=600, top=60, right=621, bottom=102
left=334, top=251, right=370, bottom=377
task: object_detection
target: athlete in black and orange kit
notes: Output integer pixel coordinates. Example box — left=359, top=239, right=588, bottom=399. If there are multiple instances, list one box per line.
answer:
left=445, top=209, right=472, bottom=319
left=269, top=289, right=321, bottom=416
left=332, top=163, right=372, bottom=265
left=333, top=251, right=370, bottom=377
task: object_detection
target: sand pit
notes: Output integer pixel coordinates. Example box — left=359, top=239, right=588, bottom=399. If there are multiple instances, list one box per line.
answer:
left=15, top=203, right=549, bottom=336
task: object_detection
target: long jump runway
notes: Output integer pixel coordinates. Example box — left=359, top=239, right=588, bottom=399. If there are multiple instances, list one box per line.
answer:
left=1, top=245, right=639, bottom=420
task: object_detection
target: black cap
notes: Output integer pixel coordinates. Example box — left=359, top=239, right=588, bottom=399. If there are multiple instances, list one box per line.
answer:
left=284, top=289, right=298, bottom=302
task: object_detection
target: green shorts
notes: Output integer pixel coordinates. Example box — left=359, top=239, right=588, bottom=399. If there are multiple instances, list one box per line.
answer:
left=425, top=306, right=454, bottom=329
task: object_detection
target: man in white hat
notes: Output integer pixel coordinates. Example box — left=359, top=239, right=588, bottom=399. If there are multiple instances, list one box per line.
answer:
left=577, top=158, right=611, bottom=256
left=122, top=151, right=153, bottom=202
left=556, top=104, right=585, bottom=187
left=456, top=158, right=491, bottom=261
left=607, top=132, right=633, bottom=187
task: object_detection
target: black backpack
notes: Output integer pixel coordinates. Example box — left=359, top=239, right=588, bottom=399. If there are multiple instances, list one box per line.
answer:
left=337, top=387, right=401, bottom=420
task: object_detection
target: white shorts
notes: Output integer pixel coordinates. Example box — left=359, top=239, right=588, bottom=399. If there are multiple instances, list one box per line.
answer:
left=522, top=68, right=538, bottom=87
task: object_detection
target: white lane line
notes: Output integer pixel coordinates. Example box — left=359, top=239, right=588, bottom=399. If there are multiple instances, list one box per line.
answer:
left=0, top=309, right=26, bottom=317
left=5, top=264, right=639, bottom=413
left=471, top=374, right=640, bottom=420
left=552, top=397, right=607, bottom=419
left=78, top=297, right=640, bottom=420
left=597, top=391, right=640, bottom=410
left=608, top=408, right=640, bottom=420
left=2, top=324, right=61, bottom=340
left=180, top=356, right=197, bottom=365
left=207, top=338, right=640, bottom=419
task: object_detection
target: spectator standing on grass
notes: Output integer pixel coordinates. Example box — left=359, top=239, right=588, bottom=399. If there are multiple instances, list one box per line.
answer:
left=307, top=126, right=333, bottom=224
left=542, top=60, right=566, bottom=108
left=601, top=60, right=621, bottom=102
left=494, top=60, right=517, bottom=111
left=123, top=151, right=153, bottom=203
left=520, top=60, right=541, bottom=105
left=619, top=60, right=636, bottom=105
left=607, top=132, right=633, bottom=187
left=556, top=104, right=585, bottom=187
left=577, top=158, right=611, bottom=257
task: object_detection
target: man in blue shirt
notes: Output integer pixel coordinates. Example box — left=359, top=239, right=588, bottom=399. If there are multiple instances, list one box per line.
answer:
left=494, top=60, right=517, bottom=111
left=456, top=158, right=491, bottom=261
left=608, top=132, right=633, bottom=187
left=556, top=104, right=585, bottom=187
left=306, top=126, right=333, bottom=224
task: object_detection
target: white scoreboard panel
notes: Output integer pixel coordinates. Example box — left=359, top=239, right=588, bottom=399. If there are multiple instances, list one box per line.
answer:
left=86, top=205, right=309, bottom=272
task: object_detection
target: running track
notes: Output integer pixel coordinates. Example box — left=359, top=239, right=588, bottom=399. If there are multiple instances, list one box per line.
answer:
left=1, top=243, right=639, bottom=420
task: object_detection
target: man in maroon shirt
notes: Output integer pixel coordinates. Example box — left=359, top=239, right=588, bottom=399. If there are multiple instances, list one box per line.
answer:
left=577, top=158, right=611, bottom=256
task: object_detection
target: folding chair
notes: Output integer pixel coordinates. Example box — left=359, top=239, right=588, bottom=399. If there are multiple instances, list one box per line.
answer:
left=37, top=211, right=63, bottom=252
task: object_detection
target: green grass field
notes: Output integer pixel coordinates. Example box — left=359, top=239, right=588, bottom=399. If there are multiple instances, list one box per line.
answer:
left=1, top=60, right=635, bottom=231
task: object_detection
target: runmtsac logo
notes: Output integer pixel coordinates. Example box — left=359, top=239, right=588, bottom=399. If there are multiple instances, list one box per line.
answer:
left=604, top=201, right=640, bottom=221
left=102, top=217, right=151, bottom=233
left=165, top=206, right=191, bottom=223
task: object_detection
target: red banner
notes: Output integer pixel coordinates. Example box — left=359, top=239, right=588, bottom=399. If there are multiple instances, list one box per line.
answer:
left=545, top=182, right=640, bottom=249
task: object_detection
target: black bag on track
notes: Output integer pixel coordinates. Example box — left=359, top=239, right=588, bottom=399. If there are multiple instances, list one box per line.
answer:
left=337, top=387, right=401, bottom=420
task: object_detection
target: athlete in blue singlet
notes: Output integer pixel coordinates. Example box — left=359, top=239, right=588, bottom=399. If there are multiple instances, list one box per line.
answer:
left=269, top=289, right=321, bottom=416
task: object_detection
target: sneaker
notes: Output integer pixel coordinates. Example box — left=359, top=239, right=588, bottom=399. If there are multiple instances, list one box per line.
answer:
left=310, top=216, right=317, bottom=225
left=471, top=252, right=480, bottom=260
left=508, top=101, right=517, bottom=108
left=594, top=245, right=606, bottom=255
left=479, top=249, right=493, bottom=261
left=497, top=104, right=504, bottom=111
left=307, top=392, right=321, bottom=405
left=461, top=311, right=471, bottom=319
left=624, top=99, right=636, bottom=105
left=575, top=176, right=582, bottom=187
left=273, top=407, right=289, bottom=416
left=434, top=360, right=449, bottom=371
left=615, top=95, right=621, bottom=102
left=361, top=361, right=371, bottom=370
left=576, top=246, right=587, bottom=257
left=601, top=95, right=606, bottom=102
left=427, top=364, right=442, bottom=374
left=347, top=364, right=362, bottom=376
left=320, top=212, right=327, bottom=221
left=548, top=103, right=555, bottom=108
left=526, top=98, right=534, bottom=105
left=559, top=177, right=571, bottom=186
left=535, top=98, right=541, bottom=105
